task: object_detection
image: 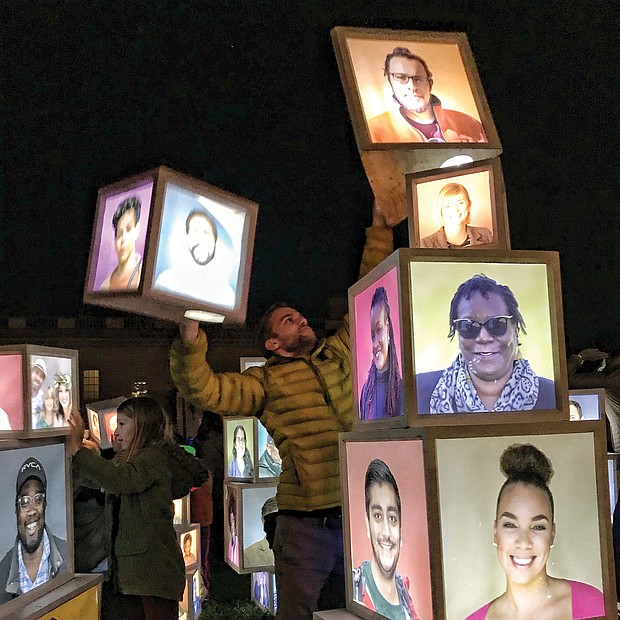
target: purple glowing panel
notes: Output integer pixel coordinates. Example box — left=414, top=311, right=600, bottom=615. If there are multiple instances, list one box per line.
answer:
left=91, top=180, right=154, bottom=292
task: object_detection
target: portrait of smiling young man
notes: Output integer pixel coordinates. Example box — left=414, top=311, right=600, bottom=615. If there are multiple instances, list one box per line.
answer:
left=352, top=458, right=419, bottom=620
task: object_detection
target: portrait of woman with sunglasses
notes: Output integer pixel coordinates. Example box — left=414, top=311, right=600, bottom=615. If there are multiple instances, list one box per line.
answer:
left=416, top=274, right=555, bottom=414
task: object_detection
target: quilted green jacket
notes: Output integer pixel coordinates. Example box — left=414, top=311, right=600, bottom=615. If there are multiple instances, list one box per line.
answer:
left=170, top=225, right=392, bottom=511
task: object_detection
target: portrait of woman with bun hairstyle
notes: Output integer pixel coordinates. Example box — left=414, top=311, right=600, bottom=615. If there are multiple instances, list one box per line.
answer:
left=465, top=443, right=604, bottom=620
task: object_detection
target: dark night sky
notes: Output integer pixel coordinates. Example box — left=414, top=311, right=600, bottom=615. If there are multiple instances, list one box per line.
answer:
left=1, top=1, right=618, bottom=351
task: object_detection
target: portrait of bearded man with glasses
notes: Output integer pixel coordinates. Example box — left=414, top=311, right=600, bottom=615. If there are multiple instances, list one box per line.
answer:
left=367, top=47, right=487, bottom=144
left=0, top=456, right=67, bottom=603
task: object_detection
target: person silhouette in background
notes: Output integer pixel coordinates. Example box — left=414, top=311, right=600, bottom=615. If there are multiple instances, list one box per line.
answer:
left=567, top=329, right=620, bottom=598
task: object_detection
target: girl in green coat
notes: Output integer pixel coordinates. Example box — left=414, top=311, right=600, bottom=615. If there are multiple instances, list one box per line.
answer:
left=70, top=396, right=210, bottom=620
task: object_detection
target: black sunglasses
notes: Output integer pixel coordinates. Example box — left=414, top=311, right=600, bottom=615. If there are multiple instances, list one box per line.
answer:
left=452, top=316, right=513, bottom=339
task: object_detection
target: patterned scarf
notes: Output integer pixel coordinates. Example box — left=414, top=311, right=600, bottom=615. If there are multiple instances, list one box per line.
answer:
left=429, top=354, right=540, bottom=413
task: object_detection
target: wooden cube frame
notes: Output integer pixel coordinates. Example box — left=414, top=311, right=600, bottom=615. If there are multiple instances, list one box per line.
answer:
left=569, top=387, right=606, bottom=422
left=179, top=568, right=202, bottom=620
left=406, top=157, right=510, bottom=250
left=340, top=429, right=435, bottom=620
left=351, top=263, right=407, bottom=428
left=331, top=26, right=501, bottom=225
left=251, top=570, right=277, bottom=615
left=0, top=345, right=79, bottom=438
left=175, top=523, right=200, bottom=574
left=239, top=356, right=266, bottom=372
left=173, top=494, right=191, bottom=526
left=223, top=481, right=277, bottom=574
left=0, top=438, right=74, bottom=619
left=240, top=482, right=277, bottom=573
left=224, top=417, right=258, bottom=481
left=13, top=574, right=102, bottom=620
left=425, top=421, right=614, bottom=620
left=223, top=482, right=242, bottom=572
left=608, top=453, right=618, bottom=522
left=86, top=396, right=125, bottom=450
left=349, top=249, right=568, bottom=429
left=313, top=612, right=359, bottom=619
left=256, top=422, right=281, bottom=481
left=83, top=166, right=258, bottom=324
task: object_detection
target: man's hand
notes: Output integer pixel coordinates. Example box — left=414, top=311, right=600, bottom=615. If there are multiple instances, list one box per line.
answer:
left=180, top=319, right=200, bottom=342
left=578, top=348, right=609, bottom=362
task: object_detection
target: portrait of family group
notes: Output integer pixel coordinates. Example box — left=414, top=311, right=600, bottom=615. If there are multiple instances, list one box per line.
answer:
left=0, top=348, right=77, bottom=436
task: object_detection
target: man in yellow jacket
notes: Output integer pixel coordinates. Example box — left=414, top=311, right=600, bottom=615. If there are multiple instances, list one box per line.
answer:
left=170, top=201, right=393, bottom=619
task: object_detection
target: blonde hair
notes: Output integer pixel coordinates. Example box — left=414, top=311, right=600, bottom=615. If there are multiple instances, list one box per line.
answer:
left=43, top=386, right=57, bottom=414
left=435, top=182, right=472, bottom=226
left=115, top=396, right=174, bottom=462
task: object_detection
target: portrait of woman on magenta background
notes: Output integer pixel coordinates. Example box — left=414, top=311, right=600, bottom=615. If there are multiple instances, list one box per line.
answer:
left=416, top=273, right=555, bottom=414
left=0, top=355, right=23, bottom=432
left=465, top=443, right=604, bottom=619
left=92, top=181, right=152, bottom=292
left=354, top=268, right=404, bottom=422
left=421, top=182, right=493, bottom=249
left=359, top=286, right=403, bottom=420
left=227, top=492, right=239, bottom=566
left=99, top=196, right=143, bottom=291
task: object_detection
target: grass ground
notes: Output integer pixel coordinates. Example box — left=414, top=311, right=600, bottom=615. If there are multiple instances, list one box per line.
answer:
left=200, top=598, right=273, bottom=619
left=198, top=541, right=273, bottom=620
